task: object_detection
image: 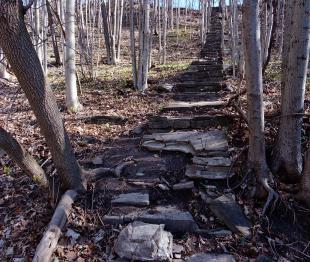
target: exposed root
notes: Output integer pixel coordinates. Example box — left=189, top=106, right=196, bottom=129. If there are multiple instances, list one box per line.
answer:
left=260, top=177, right=279, bottom=216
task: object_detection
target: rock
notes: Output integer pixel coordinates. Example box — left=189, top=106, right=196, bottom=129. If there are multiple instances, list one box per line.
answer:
left=137, top=206, right=198, bottom=233
left=159, top=83, right=174, bottom=92
left=186, top=253, right=235, bottom=262
left=186, top=165, right=232, bottom=180
left=65, top=229, right=80, bottom=245
left=173, top=181, right=194, bottom=190
left=255, top=255, right=273, bottom=262
left=112, top=193, right=150, bottom=207
left=207, top=229, right=232, bottom=237
left=114, top=221, right=173, bottom=261
left=173, top=243, right=184, bottom=254
left=209, top=195, right=252, bottom=238
left=143, top=130, right=228, bottom=156
left=92, top=156, right=103, bottom=165
left=130, top=124, right=145, bottom=135
left=163, top=100, right=225, bottom=112
left=192, top=157, right=232, bottom=167
left=102, top=215, right=124, bottom=225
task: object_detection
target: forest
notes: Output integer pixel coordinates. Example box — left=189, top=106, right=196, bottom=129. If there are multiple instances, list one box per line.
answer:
left=0, top=0, right=310, bottom=261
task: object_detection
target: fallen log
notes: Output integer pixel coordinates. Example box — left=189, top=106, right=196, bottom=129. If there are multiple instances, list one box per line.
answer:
left=33, top=190, right=77, bottom=262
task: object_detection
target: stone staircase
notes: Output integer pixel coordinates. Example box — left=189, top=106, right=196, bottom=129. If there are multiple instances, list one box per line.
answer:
left=87, top=8, right=251, bottom=262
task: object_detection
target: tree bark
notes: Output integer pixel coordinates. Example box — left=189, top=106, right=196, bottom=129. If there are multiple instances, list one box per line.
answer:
left=129, top=0, right=137, bottom=88
left=65, top=0, right=82, bottom=112
left=46, top=0, right=61, bottom=66
left=0, top=126, right=48, bottom=187
left=0, top=0, right=84, bottom=191
left=272, top=0, right=310, bottom=182
left=242, top=0, right=272, bottom=197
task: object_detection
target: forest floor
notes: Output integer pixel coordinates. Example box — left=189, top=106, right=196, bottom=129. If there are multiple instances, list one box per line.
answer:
left=1, top=26, right=310, bottom=261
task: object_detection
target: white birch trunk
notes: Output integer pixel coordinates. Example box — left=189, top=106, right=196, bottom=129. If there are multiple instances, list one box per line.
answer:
left=242, top=0, right=269, bottom=181
left=65, top=0, right=82, bottom=112
left=273, top=0, right=310, bottom=182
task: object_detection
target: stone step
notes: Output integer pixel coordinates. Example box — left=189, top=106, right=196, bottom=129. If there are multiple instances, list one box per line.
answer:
left=185, top=164, right=232, bottom=179
left=112, top=192, right=150, bottom=207
left=143, top=130, right=228, bottom=156
left=173, top=92, right=220, bottom=101
left=180, top=71, right=224, bottom=79
left=178, top=76, right=223, bottom=82
left=148, top=114, right=232, bottom=130
left=174, top=84, right=224, bottom=93
left=191, top=60, right=223, bottom=66
left=103, top=205, right=198, bottom=233
left=162, top=100, right=225, bottom=112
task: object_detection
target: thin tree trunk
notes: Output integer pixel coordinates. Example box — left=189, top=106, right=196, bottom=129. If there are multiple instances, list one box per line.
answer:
left=242, top=0, right=273, bottom=202
left=129, top=0, right=137, bottom=88
left=65, top=0, right=82, bottom=112
left=46, top=0, right=61, bottom=66
left=137, top=0, right=150, bottom=91
left=0, top=0, right=84, bottom=191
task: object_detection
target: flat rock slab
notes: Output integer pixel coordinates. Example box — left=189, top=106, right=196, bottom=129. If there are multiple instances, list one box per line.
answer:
left=209, top=195, right=252, bottom=238
left=137, top=206, right=198, bottom=233
left=192, top=157, right=232, bottom=167
left=143, top=130, right=228, bottom=156
left=173, top=92, right=220, bottom=102
left=163, top=101, right=225, bottom=112
left=186, top=253, right=235, bottom=262
left=112, top=193, right=150, bottom=207
left=148, top=115, right=232, bottom=130
left=186, top=165, right=232, bottom=180
left=173, top=181, right=194, bottom=190
left=114, top=221, right=173, bottom=261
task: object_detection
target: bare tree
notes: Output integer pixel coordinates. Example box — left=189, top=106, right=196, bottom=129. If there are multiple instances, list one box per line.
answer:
left=0, top=0, right=85, bottom=191
left=272, top=0, right=310, bottom=183
left=242, top=0, right=276, bottom=213
left=65, top=0, right=82, bottom=112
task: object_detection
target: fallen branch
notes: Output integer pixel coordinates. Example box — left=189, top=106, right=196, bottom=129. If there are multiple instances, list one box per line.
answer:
left=33, top=190, right=77, bottom=262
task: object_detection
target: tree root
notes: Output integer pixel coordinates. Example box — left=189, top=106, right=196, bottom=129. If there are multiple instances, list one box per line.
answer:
left=260, top=177, right=279, bottom=216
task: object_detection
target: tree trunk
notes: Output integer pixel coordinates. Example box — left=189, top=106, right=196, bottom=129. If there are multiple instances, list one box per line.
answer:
left=137, top=0, right=150, bottom=91
left=272, top=0, right=310, bottom=182
left=0, top=126, right=48, bottom=187
left=0, top=0, right=84, bottom=191
left=46, top=0, right=61, bottom=66
left=0, top=49, right=9, bottom=79
left=129, top=0, right=137, bottom=88
left=242, top=0, right=271, bottom=195
left=65, top=0, right=82, bottom=112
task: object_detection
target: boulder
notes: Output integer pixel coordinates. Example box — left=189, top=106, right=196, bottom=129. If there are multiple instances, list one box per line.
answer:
left=114, top=221, right=173, bottom=261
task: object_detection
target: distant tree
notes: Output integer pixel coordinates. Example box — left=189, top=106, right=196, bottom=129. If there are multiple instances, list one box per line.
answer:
left=65, top=0, right=82, bottom=112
